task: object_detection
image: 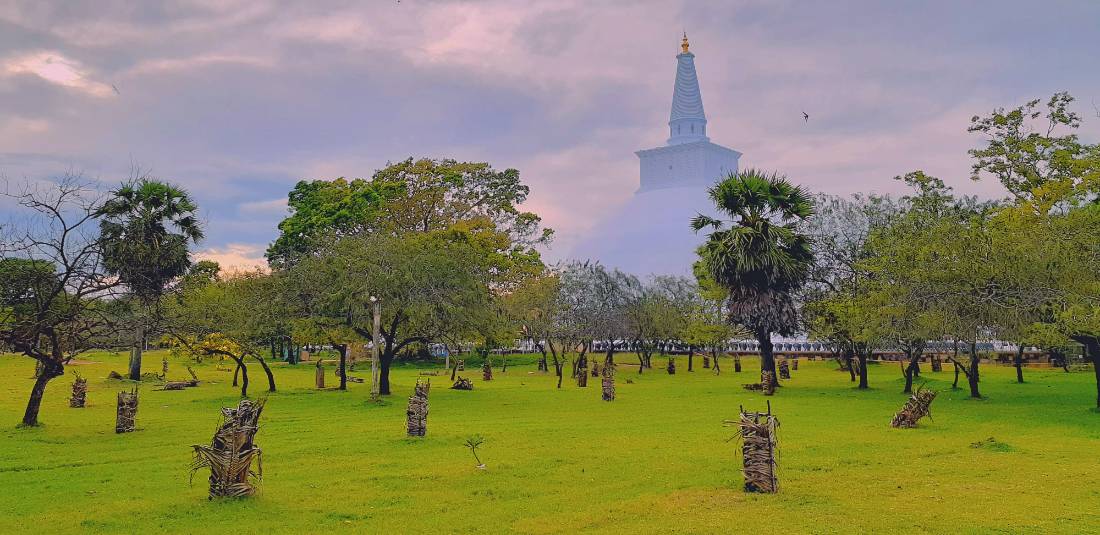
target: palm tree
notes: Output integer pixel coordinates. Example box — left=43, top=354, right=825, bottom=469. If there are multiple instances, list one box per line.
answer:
left=691, top=169, right=814, bottom=384
left=99, top=178, right=203, bottom=380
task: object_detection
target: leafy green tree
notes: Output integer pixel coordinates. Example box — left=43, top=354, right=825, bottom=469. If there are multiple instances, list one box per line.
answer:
left=804, top=193, right=901, bottom=388
left=287, top=230, right=493, bottom=395
left=98, top=178, right=203, bottom=380
left=969, top=92, right=1100, bottom=211
left=692, top=169, right=814, bottom=384
left=267, top=159, right=551, bottom=287
left=265, top=177, right=401, bottom=268
left=167, top=270, right=280, bottom=397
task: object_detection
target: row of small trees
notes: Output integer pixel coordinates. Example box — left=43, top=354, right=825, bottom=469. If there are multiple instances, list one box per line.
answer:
left=800, top=93, right=1100, bottom=404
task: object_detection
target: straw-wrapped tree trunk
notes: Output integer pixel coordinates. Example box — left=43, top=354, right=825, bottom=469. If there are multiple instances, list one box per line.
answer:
left=482, top=359, right=493, bottom=381
left=761, top=371, right=776, bottom=396
left=729, top=403, right=780, bottom=493
left=115, top=389, right=138, bottom=433
left=778, top=360, right=791, bottom=379
left=791, top=358, right=799, bottom=371
left=601, top=363, right=615, bottom=401
left=70, top=375, right=88, bottom=408
left=190, top=399, right=265, bottom=498
left=666, top=357, right=676, bottom=375
left=703, top=355, right=711, bottom=368
left=891, top=388, right=937, bottom=428
left=406, top=380, right=430, bottom=437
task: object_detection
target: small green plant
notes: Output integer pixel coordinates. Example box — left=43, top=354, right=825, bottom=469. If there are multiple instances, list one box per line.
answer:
left=464, top=434, right=486, bottom=469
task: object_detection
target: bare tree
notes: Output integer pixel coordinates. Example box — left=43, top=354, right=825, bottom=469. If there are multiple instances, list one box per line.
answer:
left=1, top=175, right=118, bottom=426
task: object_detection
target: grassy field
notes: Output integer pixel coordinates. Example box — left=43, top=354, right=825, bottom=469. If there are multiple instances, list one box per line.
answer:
left=1, top=351, right=1098, bottom=534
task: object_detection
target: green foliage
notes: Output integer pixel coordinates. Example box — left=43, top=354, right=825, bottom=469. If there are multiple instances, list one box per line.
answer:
left=692, top=169, right=814, bottom=337
left=969, top=92, right=1100, bottom=210
left=98, top=178, right=203, bottom=300
left=266, top=158, right=552, bottom=279
left=265, top=177, right=402, bottom=268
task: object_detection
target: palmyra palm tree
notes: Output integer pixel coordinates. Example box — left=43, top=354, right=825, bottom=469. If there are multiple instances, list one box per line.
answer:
left=691, top=169, right=814, bottom=382
left=99, top=178, right=203, bottom=380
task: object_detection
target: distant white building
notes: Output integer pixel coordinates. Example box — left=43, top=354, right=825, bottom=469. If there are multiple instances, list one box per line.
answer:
left=571, top=34, right=741, bottom=276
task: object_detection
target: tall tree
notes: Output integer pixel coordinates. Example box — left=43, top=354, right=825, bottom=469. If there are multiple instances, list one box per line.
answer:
left=98, top=177, right=202, bottom=380
left=1, top=177, right=117, bottom=426
left=692, top=169, right=814, bottom=384
left=969, top=92, right=1100, bottom=212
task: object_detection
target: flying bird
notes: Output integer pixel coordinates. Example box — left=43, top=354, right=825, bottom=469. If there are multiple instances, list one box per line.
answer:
left=802, top=110, right=809, bottom=122
left=111, top=84, right=120, bottom=95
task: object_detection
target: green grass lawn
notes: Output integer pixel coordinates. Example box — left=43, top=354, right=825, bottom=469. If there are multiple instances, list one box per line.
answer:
left=1, top=351, right=1098, bottom=534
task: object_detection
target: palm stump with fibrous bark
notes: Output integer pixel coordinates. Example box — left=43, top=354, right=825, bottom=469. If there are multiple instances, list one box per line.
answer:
left=115, top=389, right=138, bottom=433
left=778, top=360, right=791, bottom=380
left=727, top=402, right=780, bottom=493
left=190, top=399, right=265, bottom=499
left=70, top=375, right=87, bottom=408
left=482, top=360, right=493, bottom=381
left=891, top=388, right=937, bottom=428
left=666, top=358, right=676, bottom=375
left=406, top=380, right=430, bottom=437
left=601, top=364, right=615, bottom=402
left=762, top=371, right=776, bottom=396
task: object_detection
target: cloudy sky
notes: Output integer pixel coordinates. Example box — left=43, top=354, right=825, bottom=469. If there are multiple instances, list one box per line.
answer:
left=2, top=1, right=1099, bottom=268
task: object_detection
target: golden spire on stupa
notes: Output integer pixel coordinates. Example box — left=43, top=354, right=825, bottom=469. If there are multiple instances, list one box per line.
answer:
left=681, top=32, right=690, bottom=53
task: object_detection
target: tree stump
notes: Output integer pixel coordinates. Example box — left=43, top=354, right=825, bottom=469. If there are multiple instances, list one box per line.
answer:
left=762, top=371, right=776, bottom=396
left=482, top=360, right=493, bottom=381
left=190, top=399, right=264, bottom=498
left=931, top=357, right=943, bottom=372
left=601, top=364, right=615, bottom=402
left=591, top=363, right=600, bottom=377
left=703, top=355, right=711, bottom=369
left=457, top=360, right=465, bottom=371
left=667, top=357, right=676, bottom=375
left=406, top=379, right=430, bottom=437
left=576, top=367, right=588, bottom=387
left=792, top=359, right=799, bottom=371
left=734, top=356, right=742, bottom=373
left=315, top=360, right=325, bottom=389
left=115, top=388, right=138, bottom=433
left=728, top=403, right=780, bottom=493
left=70, top=375, right=87, bottom=408
left=451, top=376, right=474, bottom=390
left=778, top=360, right=791, bottom=380
left=891, top=388, right=937, bottom=428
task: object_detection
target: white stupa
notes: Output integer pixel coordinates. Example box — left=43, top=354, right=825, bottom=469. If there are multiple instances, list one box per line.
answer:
left=570, top=34, right=741, bottom=276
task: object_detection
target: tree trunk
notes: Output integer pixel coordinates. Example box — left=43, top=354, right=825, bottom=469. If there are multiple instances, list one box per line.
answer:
left=337, top=344, right=348, bottom=391
left=952, top=362, right=961, bottom=389
left=857, top=350, right=868, bottom=389
left=637, top=352, right=645, bottom=374
left=233, top=362, right=241, bottom=386
left=903, top=349, right=919, bottom=394
left=756, top=329, right=777, bottom=386
left=234, top=357, right=249, bottom=397
left=22, top=360, right=61, bottom=427
left=1076, top=337, right=1100, bottom=409
left=844, top=348, right=856, bottom=382
left=688, top=347, right=694, bottom=372
left=605, top=346, right=614, bottom=366
left=968, top=341, right=981, bottom=398
left=732, top=353, right=740, bottom=373
left=379, top=356, right=392, bottom=395
left=253, top=355, right=276, bottom=392
left=1014, top=343, right=1025, bottom=384
left=128, top=324, right=144, bottom=381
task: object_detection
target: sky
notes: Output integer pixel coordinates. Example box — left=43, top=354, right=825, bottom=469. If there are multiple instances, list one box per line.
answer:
left=2, top=1, right=1099, bottom=269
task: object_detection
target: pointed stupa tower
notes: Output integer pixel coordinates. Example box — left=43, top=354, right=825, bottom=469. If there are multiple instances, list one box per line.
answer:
left=570, top=35, right=743, bottom=275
